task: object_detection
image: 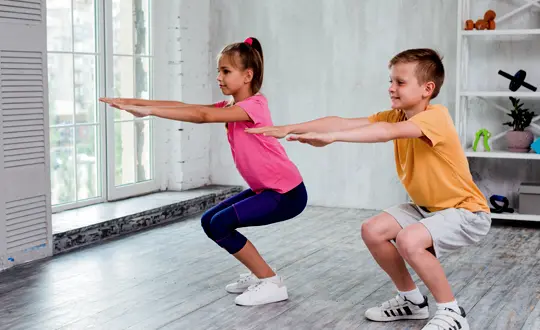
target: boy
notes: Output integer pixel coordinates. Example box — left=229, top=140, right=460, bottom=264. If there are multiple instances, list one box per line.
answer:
left=246, top=48, right=491, bottom=330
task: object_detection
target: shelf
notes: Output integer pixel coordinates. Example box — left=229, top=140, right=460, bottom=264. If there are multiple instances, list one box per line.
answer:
left=465, top=149, right=540, bottom=160
left=460, top=91, right=540, bottom=98
left=461, top=29, right=540, bottom=36
left=491, top=212, right=540, bottom=222
left=456, top=0, right=540, bottom=224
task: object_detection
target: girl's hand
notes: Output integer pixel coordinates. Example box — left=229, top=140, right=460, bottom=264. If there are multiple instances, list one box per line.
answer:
left=245, top=126, right=290, bottom=138
left=99, top=97, right=132, bottom=106
left=286, top=132, right=335, bottom=147
left=111, top=104, right=152, bottom=118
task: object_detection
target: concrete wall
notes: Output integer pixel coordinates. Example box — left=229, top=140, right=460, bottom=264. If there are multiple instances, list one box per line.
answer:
left=207, top=0, right=458, bottom=210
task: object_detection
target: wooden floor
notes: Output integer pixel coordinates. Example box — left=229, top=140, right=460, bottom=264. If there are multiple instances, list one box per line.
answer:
left=0, top=206, right=539, bottom=330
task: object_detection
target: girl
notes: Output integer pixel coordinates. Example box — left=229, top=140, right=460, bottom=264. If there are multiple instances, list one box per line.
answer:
left=99, top=37, right=308, bottom=306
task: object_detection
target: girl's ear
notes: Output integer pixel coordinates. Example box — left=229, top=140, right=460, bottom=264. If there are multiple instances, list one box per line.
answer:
left=244, top=69, right=254, bottom=84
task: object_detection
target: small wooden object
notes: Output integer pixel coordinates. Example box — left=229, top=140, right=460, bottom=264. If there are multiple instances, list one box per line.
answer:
left=475, top=19, right=488, bottom=30
left=464, top=9, right=496, bottom=30
left=484, top=10, right=496, bottom=21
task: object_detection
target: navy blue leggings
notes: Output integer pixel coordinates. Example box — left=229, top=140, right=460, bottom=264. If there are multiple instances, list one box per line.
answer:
left=201, top=182, right=308, bottom=254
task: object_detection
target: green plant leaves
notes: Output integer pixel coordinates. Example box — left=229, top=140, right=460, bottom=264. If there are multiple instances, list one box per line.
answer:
left=503, top=97, right=535, bottom=131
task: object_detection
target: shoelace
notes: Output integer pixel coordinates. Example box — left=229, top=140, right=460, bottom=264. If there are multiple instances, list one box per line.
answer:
left=237, top=272, right=254, bottom=284
left=246, top=280, right=265, bottom=292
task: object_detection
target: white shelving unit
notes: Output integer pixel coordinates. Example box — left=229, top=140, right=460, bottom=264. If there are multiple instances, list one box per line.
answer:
left=455, top=0, right=540, bottom=222
left=461, top=28, right=540, bottom=35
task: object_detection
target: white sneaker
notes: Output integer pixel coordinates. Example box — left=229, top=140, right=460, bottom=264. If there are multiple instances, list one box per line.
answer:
left=225, top=272, right=260, bottom=294
left=234, top=277, right=288, bottom=306
left=365, top=294, right=430, bottom=321
left=422, top=307, right=469, bottom=330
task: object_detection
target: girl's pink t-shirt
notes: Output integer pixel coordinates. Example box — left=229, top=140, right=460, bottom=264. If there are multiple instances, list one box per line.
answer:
left=214, top=94, right=303, bottom=194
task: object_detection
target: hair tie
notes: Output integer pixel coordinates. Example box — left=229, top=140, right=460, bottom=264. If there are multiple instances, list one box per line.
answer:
left=244, top=37, right=253, bottom=46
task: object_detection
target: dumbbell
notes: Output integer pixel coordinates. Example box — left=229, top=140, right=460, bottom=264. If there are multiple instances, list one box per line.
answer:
left=498, top=69, right=537, bottom=92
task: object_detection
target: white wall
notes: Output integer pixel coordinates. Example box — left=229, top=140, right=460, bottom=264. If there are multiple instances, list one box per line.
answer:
left=155, top=0, right=213, bottom=190
left=207, top=0, right=458, bottom=210
left=156, top=0, right=540, bottom=214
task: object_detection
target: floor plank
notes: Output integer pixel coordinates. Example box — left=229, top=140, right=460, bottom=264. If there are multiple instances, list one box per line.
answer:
left=0, top=206, right=538, bottom=330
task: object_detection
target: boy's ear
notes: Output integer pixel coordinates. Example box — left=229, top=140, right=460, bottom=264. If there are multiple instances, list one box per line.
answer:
left=424, top=81, right=436, bottom=98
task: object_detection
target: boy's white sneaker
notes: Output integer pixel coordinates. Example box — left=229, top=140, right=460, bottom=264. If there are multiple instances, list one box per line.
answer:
left=234, top=277, right=288, bottom=306
left=421, top=307, right=469, bottom=330
left=225, top=272, right=260, bottom=294
left=365, top=294, right=430, bottom=321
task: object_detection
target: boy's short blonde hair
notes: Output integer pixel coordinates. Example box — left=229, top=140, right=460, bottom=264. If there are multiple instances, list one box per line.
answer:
left=389, top=48, right=445, bottom=99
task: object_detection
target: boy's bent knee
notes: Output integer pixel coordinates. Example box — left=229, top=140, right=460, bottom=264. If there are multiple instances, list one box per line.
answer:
left=395, top=230, right=416, bottom=258
left=360, top=219, right=379, bottom=244
left=361, top=212, right=402, bottom=244
left=395, top=224, right=431, bottom=259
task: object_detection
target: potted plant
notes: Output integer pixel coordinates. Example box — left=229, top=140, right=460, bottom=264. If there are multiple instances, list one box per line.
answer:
left=503, top=97, right=536, bottom=152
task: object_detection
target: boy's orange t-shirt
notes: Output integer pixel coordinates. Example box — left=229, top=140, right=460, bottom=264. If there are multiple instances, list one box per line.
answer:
left=368, top=104, right=489, bottom=213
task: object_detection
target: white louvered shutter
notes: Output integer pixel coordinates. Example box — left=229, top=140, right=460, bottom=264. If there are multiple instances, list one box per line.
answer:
left=0, top=0, right=52, bottom=271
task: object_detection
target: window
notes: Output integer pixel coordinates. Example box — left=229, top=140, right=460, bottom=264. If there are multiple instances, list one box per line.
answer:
left=47, top=0, right=156, bottom=212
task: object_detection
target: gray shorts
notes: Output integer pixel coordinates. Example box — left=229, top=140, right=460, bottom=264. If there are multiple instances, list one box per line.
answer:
left=384, top=203, right=492, bottom=258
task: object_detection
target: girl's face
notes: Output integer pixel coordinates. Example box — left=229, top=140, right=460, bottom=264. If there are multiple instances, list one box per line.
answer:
left=216, top=54, right=252, bottom=96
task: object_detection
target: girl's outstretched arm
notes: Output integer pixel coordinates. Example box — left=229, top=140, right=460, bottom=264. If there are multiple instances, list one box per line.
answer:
left=109, top=103, right=251, bottom=123
left=99, top=97, right=215, bottom=108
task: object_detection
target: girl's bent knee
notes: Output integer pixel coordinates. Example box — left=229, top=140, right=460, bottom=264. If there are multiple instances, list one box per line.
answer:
left=207, top=207, right=239, bottom=241
left=200, top=211, right=214, bottom=237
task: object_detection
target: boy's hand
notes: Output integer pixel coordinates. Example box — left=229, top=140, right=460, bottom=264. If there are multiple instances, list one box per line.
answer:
left=110, top=104, right=152, bottom=118
left=286, top=132, right=335, bottom=147
left=245, top=126, right=290, bottom=138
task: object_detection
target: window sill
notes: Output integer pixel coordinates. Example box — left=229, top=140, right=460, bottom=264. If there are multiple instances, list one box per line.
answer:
left=52, top=185, right=243, bottom=254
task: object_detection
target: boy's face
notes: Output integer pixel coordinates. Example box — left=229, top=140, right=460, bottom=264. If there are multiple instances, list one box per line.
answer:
left=388, top=62, right=433, bottom=110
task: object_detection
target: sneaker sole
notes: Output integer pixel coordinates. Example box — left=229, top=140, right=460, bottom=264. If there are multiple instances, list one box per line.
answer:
left=365, top=312, right=430, bottom=322
left=234, top=289, right=288, bottom=306
left=225, top=286, right=248, bottom=294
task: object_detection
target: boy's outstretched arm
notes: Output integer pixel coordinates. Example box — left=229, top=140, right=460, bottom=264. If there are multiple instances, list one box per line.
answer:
left=105, top=103, right=251, bottom=123
left=287, top=121, right=423, bottom=147
left=245, top=116, right=370, bottom=139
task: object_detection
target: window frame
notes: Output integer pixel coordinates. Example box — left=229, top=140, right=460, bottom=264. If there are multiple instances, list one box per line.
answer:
left=104, top=0, right=159, bottom=201
left=48, top=0, right=159, bottom=213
